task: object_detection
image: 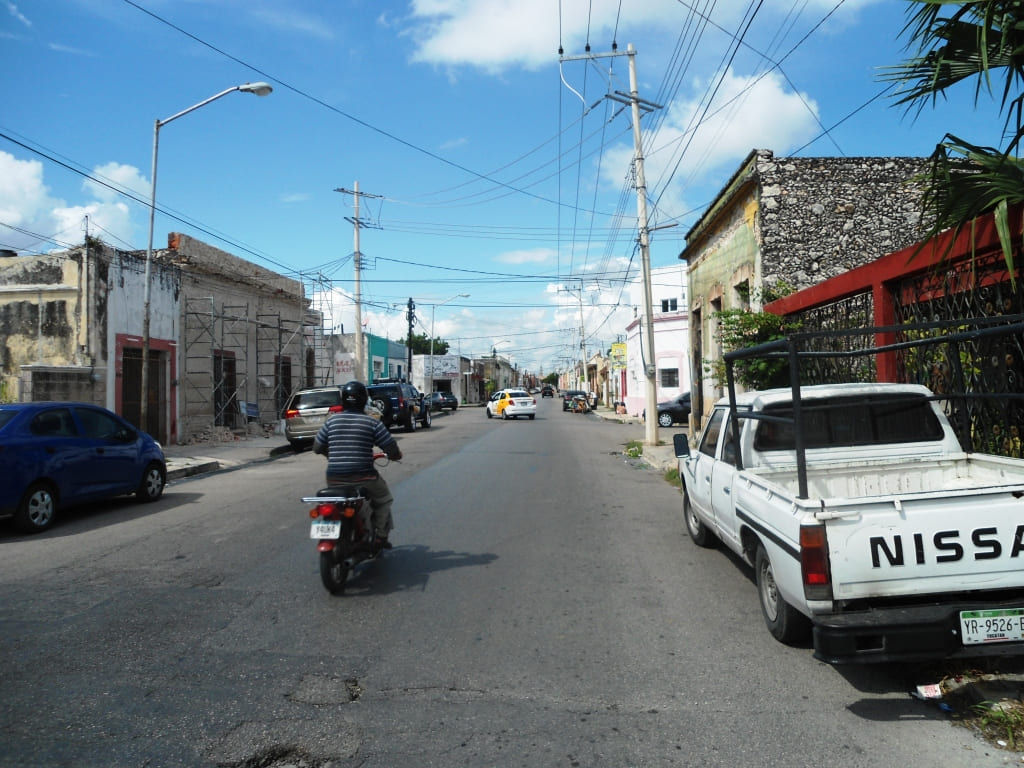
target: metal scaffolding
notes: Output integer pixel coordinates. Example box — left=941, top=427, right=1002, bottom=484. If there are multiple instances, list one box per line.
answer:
left=182, top=300, right=320, bottom=439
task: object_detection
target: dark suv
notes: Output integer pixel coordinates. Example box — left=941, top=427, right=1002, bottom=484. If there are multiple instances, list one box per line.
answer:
left=366, top=381, right=431, bottom=432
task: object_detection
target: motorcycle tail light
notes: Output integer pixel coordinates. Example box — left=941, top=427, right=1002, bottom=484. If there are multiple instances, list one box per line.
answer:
left=311, top=503, right=336, bottom=519
left=342, top=505, right=357, bottom=518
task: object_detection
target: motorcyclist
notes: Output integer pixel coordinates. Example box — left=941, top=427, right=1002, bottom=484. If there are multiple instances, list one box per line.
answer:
left=313, top=380, right=403, bottom=550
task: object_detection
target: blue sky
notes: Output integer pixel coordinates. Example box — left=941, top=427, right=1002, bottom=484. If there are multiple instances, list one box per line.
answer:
left=0, top=0, right=1012, bottom=376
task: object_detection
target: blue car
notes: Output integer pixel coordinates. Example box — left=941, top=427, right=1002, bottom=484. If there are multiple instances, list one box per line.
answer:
left=0, top=402, right=166, bottom=533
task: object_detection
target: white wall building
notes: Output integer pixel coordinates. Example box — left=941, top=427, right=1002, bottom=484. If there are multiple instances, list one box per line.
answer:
left=622, top=264, right=689, bottom=417
left=412, top=353, right=474, bottom=403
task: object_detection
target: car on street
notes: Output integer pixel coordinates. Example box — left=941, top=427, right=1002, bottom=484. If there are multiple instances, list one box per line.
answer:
left=486, top=389, right=537, bottom=420
left=282, top=385, right=343, bottom=450
left=561, top=389, right=588, bottom=411
left=0, top=402, right=167, bottom=534
left=366, top=381, right=431, bottom=432
left=652, top=391, right=691, bottom=427
left=427, top=391, right=459, bottom=411
left=541, top=385, right=555, bottom=398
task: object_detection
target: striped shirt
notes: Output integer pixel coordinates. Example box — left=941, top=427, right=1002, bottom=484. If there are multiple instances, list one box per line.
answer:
left=314, top=411, right=399, bottom=476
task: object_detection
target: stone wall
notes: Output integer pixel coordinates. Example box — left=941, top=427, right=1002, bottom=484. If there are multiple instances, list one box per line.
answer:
left=756, top=152, right=930, bottom=294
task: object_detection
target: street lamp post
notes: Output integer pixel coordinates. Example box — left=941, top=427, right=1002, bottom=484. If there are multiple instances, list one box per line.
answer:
left=140, top=81, right=273, bottom=434
left=428, top=293, right=469, bottom=395
left=491, top=339, right=510, bottom=389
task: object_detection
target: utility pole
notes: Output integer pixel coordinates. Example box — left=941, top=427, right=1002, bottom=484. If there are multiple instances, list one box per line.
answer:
left=335, top=183, right=383, bottom=383
left=406, top=298, right=415, bottom=382
left=627, top=45, right=661, bottom=446
left=565, top=43, right=662, bottom=444
left=559, top=281, right=587, bottom=392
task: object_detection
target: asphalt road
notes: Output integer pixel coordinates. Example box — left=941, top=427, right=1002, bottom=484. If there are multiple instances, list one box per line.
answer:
left=0, top=399, right=1010, bottom=767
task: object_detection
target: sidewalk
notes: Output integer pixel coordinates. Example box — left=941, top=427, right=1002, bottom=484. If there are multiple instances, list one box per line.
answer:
left=588, top=404, right=681, bottom=473
left=162, top=405, right=682, bottom=482
left=162, top=434, right=294, bottom=481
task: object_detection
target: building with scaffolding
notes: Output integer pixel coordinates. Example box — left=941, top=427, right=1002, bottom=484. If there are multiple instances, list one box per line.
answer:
left=0, top=234, right=318, bottom=445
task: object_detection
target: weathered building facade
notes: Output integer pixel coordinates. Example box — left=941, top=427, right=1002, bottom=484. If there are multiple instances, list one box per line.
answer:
left=0, top=234, right=309, bottom=445
left=0, top=241, right=177, bottom=435
left=682, top=149, right=931, bottom=423
left=167, top=233, right=310, bottom=442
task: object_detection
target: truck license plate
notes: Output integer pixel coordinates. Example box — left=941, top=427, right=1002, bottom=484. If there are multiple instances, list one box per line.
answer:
left=310, top=521, right=341, bottom=539
left=960, top=608, right=1024, bottom=645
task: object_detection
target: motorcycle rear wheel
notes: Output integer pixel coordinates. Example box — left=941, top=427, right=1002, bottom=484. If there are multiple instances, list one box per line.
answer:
left=320, top=550, right=350, bottom=594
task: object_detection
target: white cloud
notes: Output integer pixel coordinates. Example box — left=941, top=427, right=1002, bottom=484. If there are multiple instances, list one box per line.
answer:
left=84, top=162, right=149, bottom=203
left=602, top=67, right=819, bottom=219
left=5, top=1, right=30, bottom=28
left=53, top=200, right=133, bottom=247
left=0, top=152, right=142, bottom=253
left=406, top=0, right=683, bottom=72
left=48, top=42, right=96, bottom=56
left=0, top=152, right=48, bottom=226
left=251, top=8, right=335, bottom=40
left=439, top=137, right=468, bottom=151
left=496, top=247, right=555, bottom=264
left=403, top=0, right=878, bottom=73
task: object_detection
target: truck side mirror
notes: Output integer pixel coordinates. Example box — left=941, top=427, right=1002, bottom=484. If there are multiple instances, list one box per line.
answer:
left=673, top=433, right=690, bottom=458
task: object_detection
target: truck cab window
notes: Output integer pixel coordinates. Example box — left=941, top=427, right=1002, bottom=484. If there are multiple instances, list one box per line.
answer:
left=699, top=409, right=725, bottom=458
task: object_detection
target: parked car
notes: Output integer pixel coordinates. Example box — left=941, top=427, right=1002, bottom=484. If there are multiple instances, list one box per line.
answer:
left=653, top=391, right=691, bottom=427
left=366, top=381, right=431, bottom=432
left=486, top=389, right=537, bottom=420
left=427, top=391, right=459, bottom=411
left=0, top=402, right=166, bottom=533
left=561, top=389, right=587, bottom=411
left=282, top=385, right=343, bottom=450
left=541, top=386, right=555, bottom=398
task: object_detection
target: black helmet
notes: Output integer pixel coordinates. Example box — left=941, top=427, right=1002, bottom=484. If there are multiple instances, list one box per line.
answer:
left=341, top=380, right=368, bottom=410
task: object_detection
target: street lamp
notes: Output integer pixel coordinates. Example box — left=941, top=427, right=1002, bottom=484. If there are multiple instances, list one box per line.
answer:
left=140, top=82, right=273, bottom=432
left=428, top=293, right=469, bottom=395
left=491, top=339, right=511, bottom=389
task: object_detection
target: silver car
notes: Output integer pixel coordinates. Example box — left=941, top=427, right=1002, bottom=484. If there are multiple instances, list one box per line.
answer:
left=282, top=386, right=343, bottom=450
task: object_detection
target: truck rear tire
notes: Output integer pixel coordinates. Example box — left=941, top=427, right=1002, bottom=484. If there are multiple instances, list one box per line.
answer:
left=682, top=487, right=715, bottom=548
left=755, top=544, right=810, bottom=645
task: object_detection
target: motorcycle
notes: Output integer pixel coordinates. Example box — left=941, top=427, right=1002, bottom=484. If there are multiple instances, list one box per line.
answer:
left=571, top=394, right=590, bottom=414
left=304, top=452, right=390, bottom=594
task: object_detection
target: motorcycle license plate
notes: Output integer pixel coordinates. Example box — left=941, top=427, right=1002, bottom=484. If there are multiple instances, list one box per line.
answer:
left=310, top=521, right=341, bottom=539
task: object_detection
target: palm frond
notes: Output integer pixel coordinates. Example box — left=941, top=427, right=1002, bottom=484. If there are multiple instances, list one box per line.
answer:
left=913, top=134, right=1024, bottom=283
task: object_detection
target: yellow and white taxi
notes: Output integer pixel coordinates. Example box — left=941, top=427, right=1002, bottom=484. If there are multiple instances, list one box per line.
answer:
left=485, top=389, right=537, bottom=420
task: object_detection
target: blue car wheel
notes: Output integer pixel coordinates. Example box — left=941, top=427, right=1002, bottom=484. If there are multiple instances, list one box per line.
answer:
left=136, top=462, right=166, bottom=502
left=16, top=481, right=57, bottom=534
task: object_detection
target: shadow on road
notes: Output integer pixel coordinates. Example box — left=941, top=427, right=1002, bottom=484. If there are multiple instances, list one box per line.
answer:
left=324, top=544, right=499, bottom=596
left=0, top=491, right=204, bottom=541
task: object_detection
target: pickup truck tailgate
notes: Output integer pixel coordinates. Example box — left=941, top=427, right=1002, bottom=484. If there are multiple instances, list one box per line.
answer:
left=821, top=486, right=1024, bottom=599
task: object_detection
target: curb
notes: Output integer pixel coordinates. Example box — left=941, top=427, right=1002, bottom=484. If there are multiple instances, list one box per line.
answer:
left=167, top=461, right=221, bottom=482
left=166, top=443, right=296, bottom=482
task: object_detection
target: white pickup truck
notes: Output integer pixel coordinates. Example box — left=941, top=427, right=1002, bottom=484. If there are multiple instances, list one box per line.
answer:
left=674, top=382, right=1024, bottom=664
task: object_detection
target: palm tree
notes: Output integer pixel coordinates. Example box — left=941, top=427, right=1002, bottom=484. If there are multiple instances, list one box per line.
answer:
left=881, top=1, right=1024, bottom=275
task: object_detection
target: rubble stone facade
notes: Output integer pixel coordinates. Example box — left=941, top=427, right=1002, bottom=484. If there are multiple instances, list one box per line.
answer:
left=683, top=149, right=931, bottom=422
